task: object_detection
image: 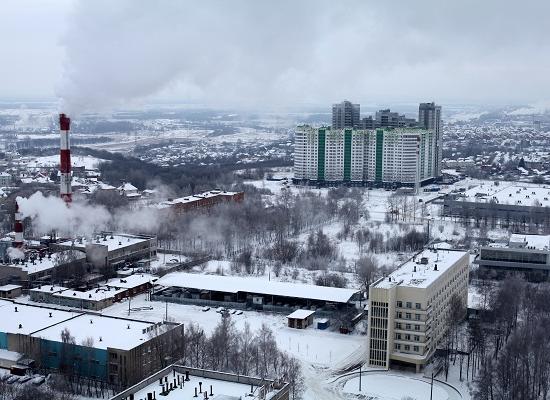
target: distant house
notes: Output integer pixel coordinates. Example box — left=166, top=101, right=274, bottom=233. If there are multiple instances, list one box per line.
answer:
left=118, top=182, right=139, bottom=197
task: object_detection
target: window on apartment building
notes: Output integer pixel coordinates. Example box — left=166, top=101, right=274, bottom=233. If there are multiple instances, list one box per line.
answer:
left=405, top=334, right=411, bottom=340
left=415, top=314, right=421, bottom=321
left=396, top=301, right=402, bottom=308
left=413, top=346, right=419, bottom=352
left=406, top=313, right=411, bottom=319
left=395, top=333, right=402, bottom=340
left=397, top=312, right=402, bottom=318
left=404, top=345, right=410, bottom=351
left=395, top=323, right=402, bottom=329
left=415, top=303, right=421, bottom=309
left=414, top=335, right=420, bottom=342
left=415, top=325, right=420, bottom=331
left=395, top=343, right=401, bottom=350
left=406, top=324, right=411, bottom=330
left=406, top=302, right=412, bottom=308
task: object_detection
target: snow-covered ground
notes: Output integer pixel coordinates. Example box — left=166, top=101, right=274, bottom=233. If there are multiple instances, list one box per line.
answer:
left=24, top=155, right=107, bottom=170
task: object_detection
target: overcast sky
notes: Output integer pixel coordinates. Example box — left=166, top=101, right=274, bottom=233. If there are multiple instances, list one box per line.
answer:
left=1, top=0, right=549, bottom=110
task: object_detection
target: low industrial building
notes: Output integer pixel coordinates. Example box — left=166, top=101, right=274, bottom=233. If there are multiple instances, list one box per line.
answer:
left=29, top=274, right=157, bottom=310
left=109, top=364, right=290, bottom=400
left=0, top=284, right=22, bottom=299
left=443, top=182, right=550, bottom=224
left=154, top=190, right=244, bottom=213
left=0, top=250, right=87, bottom=287
left=56, top=233, right=157, bottom=270
left=154, top=272, right=359, bottom=314
left=0, top=300, right=184, bottom=388
left=476, top=234, right=550, bottom=280
left=366, top=248, right=469, bottom=372
left=287, top=309, right=315, bottom=329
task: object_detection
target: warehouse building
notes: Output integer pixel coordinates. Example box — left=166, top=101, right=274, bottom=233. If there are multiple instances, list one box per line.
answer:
left=443, top=182, right=550, bottom=224
left=29, top=274, right=157, bottom=310
left=293, top=126, right=437, bottom=187
left=155, top=272, right=359, bottom=314
left=366, top=248, right=469, bottom=372
left=0, top=300, right=183, bottom=388
left=476, top=234, right=550, bottom=280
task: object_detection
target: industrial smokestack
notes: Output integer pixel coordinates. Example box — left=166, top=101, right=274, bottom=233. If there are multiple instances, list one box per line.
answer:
left=13, top=201, right=23, bottom=248
left=59, top=113, right=72, bottom=204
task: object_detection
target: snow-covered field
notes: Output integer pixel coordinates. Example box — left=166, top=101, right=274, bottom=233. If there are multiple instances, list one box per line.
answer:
left=24, top=155, right=107, bottom=169
left=103, top=294, right=365, bottom=367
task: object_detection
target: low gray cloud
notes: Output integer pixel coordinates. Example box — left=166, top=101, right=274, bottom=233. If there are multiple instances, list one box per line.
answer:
left=4, top=1, right=550, bottom=109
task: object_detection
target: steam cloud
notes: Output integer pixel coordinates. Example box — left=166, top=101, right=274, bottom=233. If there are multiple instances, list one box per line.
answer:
left=17, top=192, right=163, bottom=237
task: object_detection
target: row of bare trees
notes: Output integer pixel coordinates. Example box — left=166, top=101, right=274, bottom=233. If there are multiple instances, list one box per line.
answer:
left=182, top=315, right=304, bottom=399
left=471, top=277, right=550, bottom=400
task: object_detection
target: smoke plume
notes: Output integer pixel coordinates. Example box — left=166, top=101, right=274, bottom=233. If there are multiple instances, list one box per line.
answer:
left=17, top=192, right=111, bottom=237
left=17, top=192, right=165, bottom=238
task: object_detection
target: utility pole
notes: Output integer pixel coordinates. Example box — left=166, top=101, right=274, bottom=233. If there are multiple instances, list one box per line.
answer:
left=430, top=370, right=434, bottom=400
left=359, top=365, right=362, bottom=392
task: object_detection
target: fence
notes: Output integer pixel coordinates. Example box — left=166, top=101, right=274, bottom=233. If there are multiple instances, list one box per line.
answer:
left=152, top=293, right=338, bottom=318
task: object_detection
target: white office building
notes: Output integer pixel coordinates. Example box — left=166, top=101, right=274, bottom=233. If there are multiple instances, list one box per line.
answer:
left=367, top=248, right=469, bottom=372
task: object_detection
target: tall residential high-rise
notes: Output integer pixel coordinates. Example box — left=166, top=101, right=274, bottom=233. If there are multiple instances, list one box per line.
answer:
left=375, top=109, right=416, bottom=128
left=418, top=102, right=442, bottom=176
left=332, top=100, right=360, bottom=129
left=293, top=126, right=436, bottom=186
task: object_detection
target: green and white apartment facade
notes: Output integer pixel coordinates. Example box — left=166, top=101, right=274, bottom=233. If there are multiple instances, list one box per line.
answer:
left=293, top=126, right=437, bottom=187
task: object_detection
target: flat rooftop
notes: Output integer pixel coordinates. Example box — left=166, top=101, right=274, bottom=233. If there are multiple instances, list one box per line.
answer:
left=58, top=234, right=151, bottom=252
left=154, top=190, right=240, bottom=209
left=3, top=251, right=86, bottom=274
left=459, top=182, right=550, bottom=207
left=124, top=368, right=270, bottom=400
left=106, top=273, right=157, bottom=290
left=158, top=272, right=358, bottom=303
left=53, top=286, right=126, bottom=302
left=33, top=314, right=166, bottom=351
left=509, top=234, right=550, bottom=251
left=0, top=300, right=79, bottom=335
left=375, top=249, right=468, bottom=289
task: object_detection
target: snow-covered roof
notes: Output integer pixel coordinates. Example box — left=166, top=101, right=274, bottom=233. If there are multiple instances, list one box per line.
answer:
left=5, top=251, right=86, bottom=275
left=105, top=274, right=157, bottom=290
left=33, top=315, right=169, bottom=351
left=29, top=285, right=69, bottom=294
left=153, top=190, right=241, bottom=209
left=287, top=309, right=315, bottom=319
left=459, top=183, right=550, bottom=207
left=53, top=286, right=126, bottom=302
left=0, top=284, right=21, bottom=292
left=124, top=367, right=273, bottom=400
left=0, top=300, right=79, bottom=335
left=508, top=234, right=550, bottom=251
left=158, top=272, right=358, bottom=303
left=118, top=182, right=138, bottom=191
left=58, top=234, right=150, bottom=252
left=376, top=249, right=468, bottom=289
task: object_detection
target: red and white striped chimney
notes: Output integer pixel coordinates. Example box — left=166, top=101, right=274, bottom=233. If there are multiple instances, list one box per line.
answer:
left=13, top=201, right=23, bottom=248
left=59, top=113, right=72, bottom=204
